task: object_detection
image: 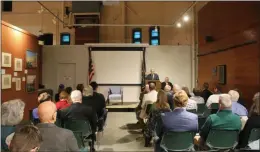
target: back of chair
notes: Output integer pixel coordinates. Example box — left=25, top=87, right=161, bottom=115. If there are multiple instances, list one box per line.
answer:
left=206, top=130, right=239, bottom=150
left=63, top=119, right=92, bottom=137
left=160, top=131, right=195, bottom=151
left=109, top=86, right=121, bottom=94
left=198, top=116, right=207, bottom=130
left=248, top=128, right=260, bottom=144
left=210, top=103, right=219, bottom=114
left=197, top=104, right=205, bottom=115
left=187, top=109, right=196, bottom=114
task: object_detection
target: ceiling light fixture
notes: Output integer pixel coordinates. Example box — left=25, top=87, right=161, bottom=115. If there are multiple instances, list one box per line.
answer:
left=183, top=15, right=189, bottom=22
left=176, top=22, right=182, bottom=28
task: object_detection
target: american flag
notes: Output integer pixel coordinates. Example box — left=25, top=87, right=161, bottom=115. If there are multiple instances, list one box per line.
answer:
left=88, top=50, right=94, bottom=83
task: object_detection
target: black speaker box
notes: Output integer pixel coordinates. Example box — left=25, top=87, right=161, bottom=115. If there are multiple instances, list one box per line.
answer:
left=38, top=33, right=53, bottom=45
left=2, top=1, right=12, bottom=12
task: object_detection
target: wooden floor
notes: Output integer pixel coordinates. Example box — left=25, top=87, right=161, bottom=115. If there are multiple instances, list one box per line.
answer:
left=106, top=102, right=138, bottom=112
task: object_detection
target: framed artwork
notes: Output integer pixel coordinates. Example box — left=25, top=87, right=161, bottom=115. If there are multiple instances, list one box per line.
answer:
left=26, top=50, right=37, bottom=68
left=14, top=58, right=23, bottom=71
left=26, top=75, right=36, bottom=93
left=2, top=52, right=12, bottom=67
left=2, top=74, right=12, bottom=89
left=16, top=78, right=21, bottom=91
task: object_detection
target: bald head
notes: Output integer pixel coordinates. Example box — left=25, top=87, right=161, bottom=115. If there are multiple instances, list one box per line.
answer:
left=149, top=83, right=156, bottom=91
left=38, top=101, right=57, bottom=123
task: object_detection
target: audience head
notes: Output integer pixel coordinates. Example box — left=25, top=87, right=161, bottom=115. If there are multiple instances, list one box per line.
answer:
left=155, top=90, right=169, bottom=109
left=203, top=82, right=209, bottom=90
left=83, top=85, right=93, bottom=97
left=90, top=81, right=98, bottom=91
left=1, top=99, right=25, bottom=126
left=234, top=88, right=242, bottom=98
left=65, top=87, right=72, bottom=95
left=149, top=82, right=156, bottom=91
left=172, top=84, right=181, bottom=94
left=165, top=77, right=169, bottom=82
left=182, top=86, right=191, bottom=97
left=173, top=90, right=188, bottom=108
left=150, top=68, right=155, bottom=74
left=193, top=87, right=202, bottom=96
left=249, top=92, right=260, bottom=117
left=219, top=94, right=232, bottom=109
left=228, top=90, right=240, bottom=102
left=38, top=92, right=51, bottom=103
left=213, top=85, right=221, bottom=94
left=59, top=91, right=69, bottom=100
left=71, top=90, right=82, bottom=103
left=76, top=84, right=84, bottom=93
left=9, top=125, right=42, bottom=152
left=164, top=85, right=171, bottom=92
left=38, top=101, right=57, bottom=123
left=58, top=84, right=65, bottom=93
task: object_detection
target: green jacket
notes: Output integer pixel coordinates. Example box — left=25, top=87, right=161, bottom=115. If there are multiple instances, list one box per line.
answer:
left=200, top=109, right=242, bottom=141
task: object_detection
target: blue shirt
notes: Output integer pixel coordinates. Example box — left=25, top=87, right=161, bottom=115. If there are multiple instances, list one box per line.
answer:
left=32, top=108, right=39, bottom=119
left=232, top=102, right=248, bottom=116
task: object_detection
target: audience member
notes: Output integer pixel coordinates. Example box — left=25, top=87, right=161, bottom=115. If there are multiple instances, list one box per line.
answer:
left=190, top=87, right=204, bottom=104
left=155, top=90, right=198, bottom=152
left=1, top=99, right=26, bottom=151
left=164, top=85, right=174, bottom=110
left=238, top=92, right=260, bottom=149
left=76, top=84, right=84, bottom=93
left=56, top=91, right=71, bottom=110
left=234, top=88, right=246, bottom=107
left=213, top=85, right=221, bottom=94
left=32, top=92, right=52, bottom=120
left=197, top=94, right=241, bottom=149
left=172, top=84, right=181, bottom=94
left=206, top=94, right=221, bottom=107
left=65, top=87, right=73, bottom=95
left=229, top=90, right=248, bottom=116
left=9, top=125, right=42, bottom=152
left=55, top=84, right=65, bottom=102
left=140, top=83, right=158, bottom=119
left=146, top=68, right=159, bottom=80
left=60, top=90, right=97, bottom=135
left=161, top=77, right=173, bottom=90
left=201, top=82, right=213, bottom=102
left=37, top=101, right=79, bottom=151
left=182, top=86, right=192, bottom=98
left=136, top=84, right=150, bottom=123
left=144, top=90, right=171, bottom=147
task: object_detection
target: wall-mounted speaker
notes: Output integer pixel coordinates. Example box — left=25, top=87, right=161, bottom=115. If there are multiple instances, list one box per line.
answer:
left=205, top=36, right=214, bottom=43
left=2, top=1, right=12, bottom=12
left=38, top=33, right=53, bottom=45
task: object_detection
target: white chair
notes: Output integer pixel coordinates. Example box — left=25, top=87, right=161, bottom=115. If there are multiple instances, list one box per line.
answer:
left=107, top=86, right=123, bottom=105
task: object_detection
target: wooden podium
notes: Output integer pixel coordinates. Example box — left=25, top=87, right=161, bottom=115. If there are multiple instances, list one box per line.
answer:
left=145, top=80, right=161, bottom=91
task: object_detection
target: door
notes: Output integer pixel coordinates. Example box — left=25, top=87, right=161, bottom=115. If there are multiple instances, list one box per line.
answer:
left=57, top=63, right=76, bottom=89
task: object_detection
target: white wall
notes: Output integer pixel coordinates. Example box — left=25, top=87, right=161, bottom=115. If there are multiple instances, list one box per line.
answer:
left=42, top=45, right=193, bottom=102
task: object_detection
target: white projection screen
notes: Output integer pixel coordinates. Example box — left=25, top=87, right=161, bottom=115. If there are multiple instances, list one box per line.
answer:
left=92, top=51, right=142, bottom=84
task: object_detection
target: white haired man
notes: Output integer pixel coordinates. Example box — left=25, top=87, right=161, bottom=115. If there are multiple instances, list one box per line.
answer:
left=197, top=94, right=242, bottom=148
left=164, top=85, right=174, bottom=110
left=229, top=90, right=248, bottom=116
left=172, top=84, right=181, bottom=94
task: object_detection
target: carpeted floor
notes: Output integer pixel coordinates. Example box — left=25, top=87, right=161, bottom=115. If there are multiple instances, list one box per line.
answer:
left=96, top=112, right=153, bottom=152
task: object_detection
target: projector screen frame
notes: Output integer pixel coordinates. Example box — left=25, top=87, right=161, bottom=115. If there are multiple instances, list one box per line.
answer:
left=88, top=44, right=147, bottom=86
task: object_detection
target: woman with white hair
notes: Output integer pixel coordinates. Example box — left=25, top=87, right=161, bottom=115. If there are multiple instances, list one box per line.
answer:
left=238, top=92, right=260, bottom=149
left=1, top=99, right=26, bottom=151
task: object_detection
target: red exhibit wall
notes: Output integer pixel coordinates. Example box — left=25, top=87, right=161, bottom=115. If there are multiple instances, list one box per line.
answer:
left=1, top=21, right=41, bottom=120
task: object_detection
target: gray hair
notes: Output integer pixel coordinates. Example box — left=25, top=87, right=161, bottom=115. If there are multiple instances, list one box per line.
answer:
left=83, top=86, right=93, bottom=97
left=70, top=90, right=82, bottom=103
left=228, top=90, right=240, bottom=102
left=219, top=94, right=232, bottom=108
left=164, top=85, right=171, bottom=92
left=173, top=84, right=181, bottom=93
left=1, top=99, right=25, bottom=126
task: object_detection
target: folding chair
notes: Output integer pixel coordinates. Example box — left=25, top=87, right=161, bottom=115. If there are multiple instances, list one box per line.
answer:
left=206, top=130, right=239, bottom=151
left=197, top=104, right=206, bottom=115
left=160, top=131, right=196, bottom=151
left=198, top=116, right=207, bottom=131
left=187, top=109, right=196, bottom=114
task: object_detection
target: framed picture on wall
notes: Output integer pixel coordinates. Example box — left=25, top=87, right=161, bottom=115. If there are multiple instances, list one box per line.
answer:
left=14, top=58, right=23, bottom=71
left=2, top=74, right=12, bottom=89
left=16, top=78, right=21, bottom=91
left=217, top=65, right=226, bottom=85
left=26, top=75, right=36, bottom=93
left=2, top=52, right=12, bottom=67
left=26, top=50, right=37, bottom=68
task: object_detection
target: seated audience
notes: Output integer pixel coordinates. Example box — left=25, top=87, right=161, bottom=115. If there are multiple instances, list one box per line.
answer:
left=228, top=90, right=248, bottom=116
left=201, top=82, right=213, bottom=102
left=37, top=101, right=79, bottom=151
left=238, top=92, right=260, bottom=149
left=190, top=87, right=204, bottom=104
left=161, top=77, right=173, bottom=90
left=56, top=91, right=71, bottom=110
left=182, top=86, right=192, bottom=98
left=32, top=92, right=51, bottom=120
left=1, top=99, right=26, bottom=151
left=55, top=84, right=65, bottom=102
left=213, top=85, right=221, bottom=94
left=144, top=90, right=171, bottom=147
left=65, top=87, right=73, bottom=95
left=136, top=84, right=150, bottom=123
left=140, top=83, right=158, bottom=119
left=76, top=84, right=84, bottom=94
left=155, top=90, right=198, bottom=152
left=197, top=94, right=241, bottom=148
left=172, top=84, right=181, bottom=94
left=183, top=87, right=197, bottom=111
left=164, top=85, right=174, bottom=110
left=206, top=94, right=221, bottom=107
left=60, top=90, right=97, bottom=135
left=234, top=88, right=246, bottom=107
left=9, top=125, right=42, bottom=152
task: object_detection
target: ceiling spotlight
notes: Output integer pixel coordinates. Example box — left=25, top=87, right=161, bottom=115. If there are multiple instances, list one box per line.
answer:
left=176, top=22, right=182, bottom=28
left=183, top=15, right=189, bottom=22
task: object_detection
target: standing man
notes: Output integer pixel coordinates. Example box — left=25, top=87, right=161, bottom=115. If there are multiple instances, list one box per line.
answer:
left=146, top=69, right=159, bottom=80
left=161, top=77, right=173, bottom=90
